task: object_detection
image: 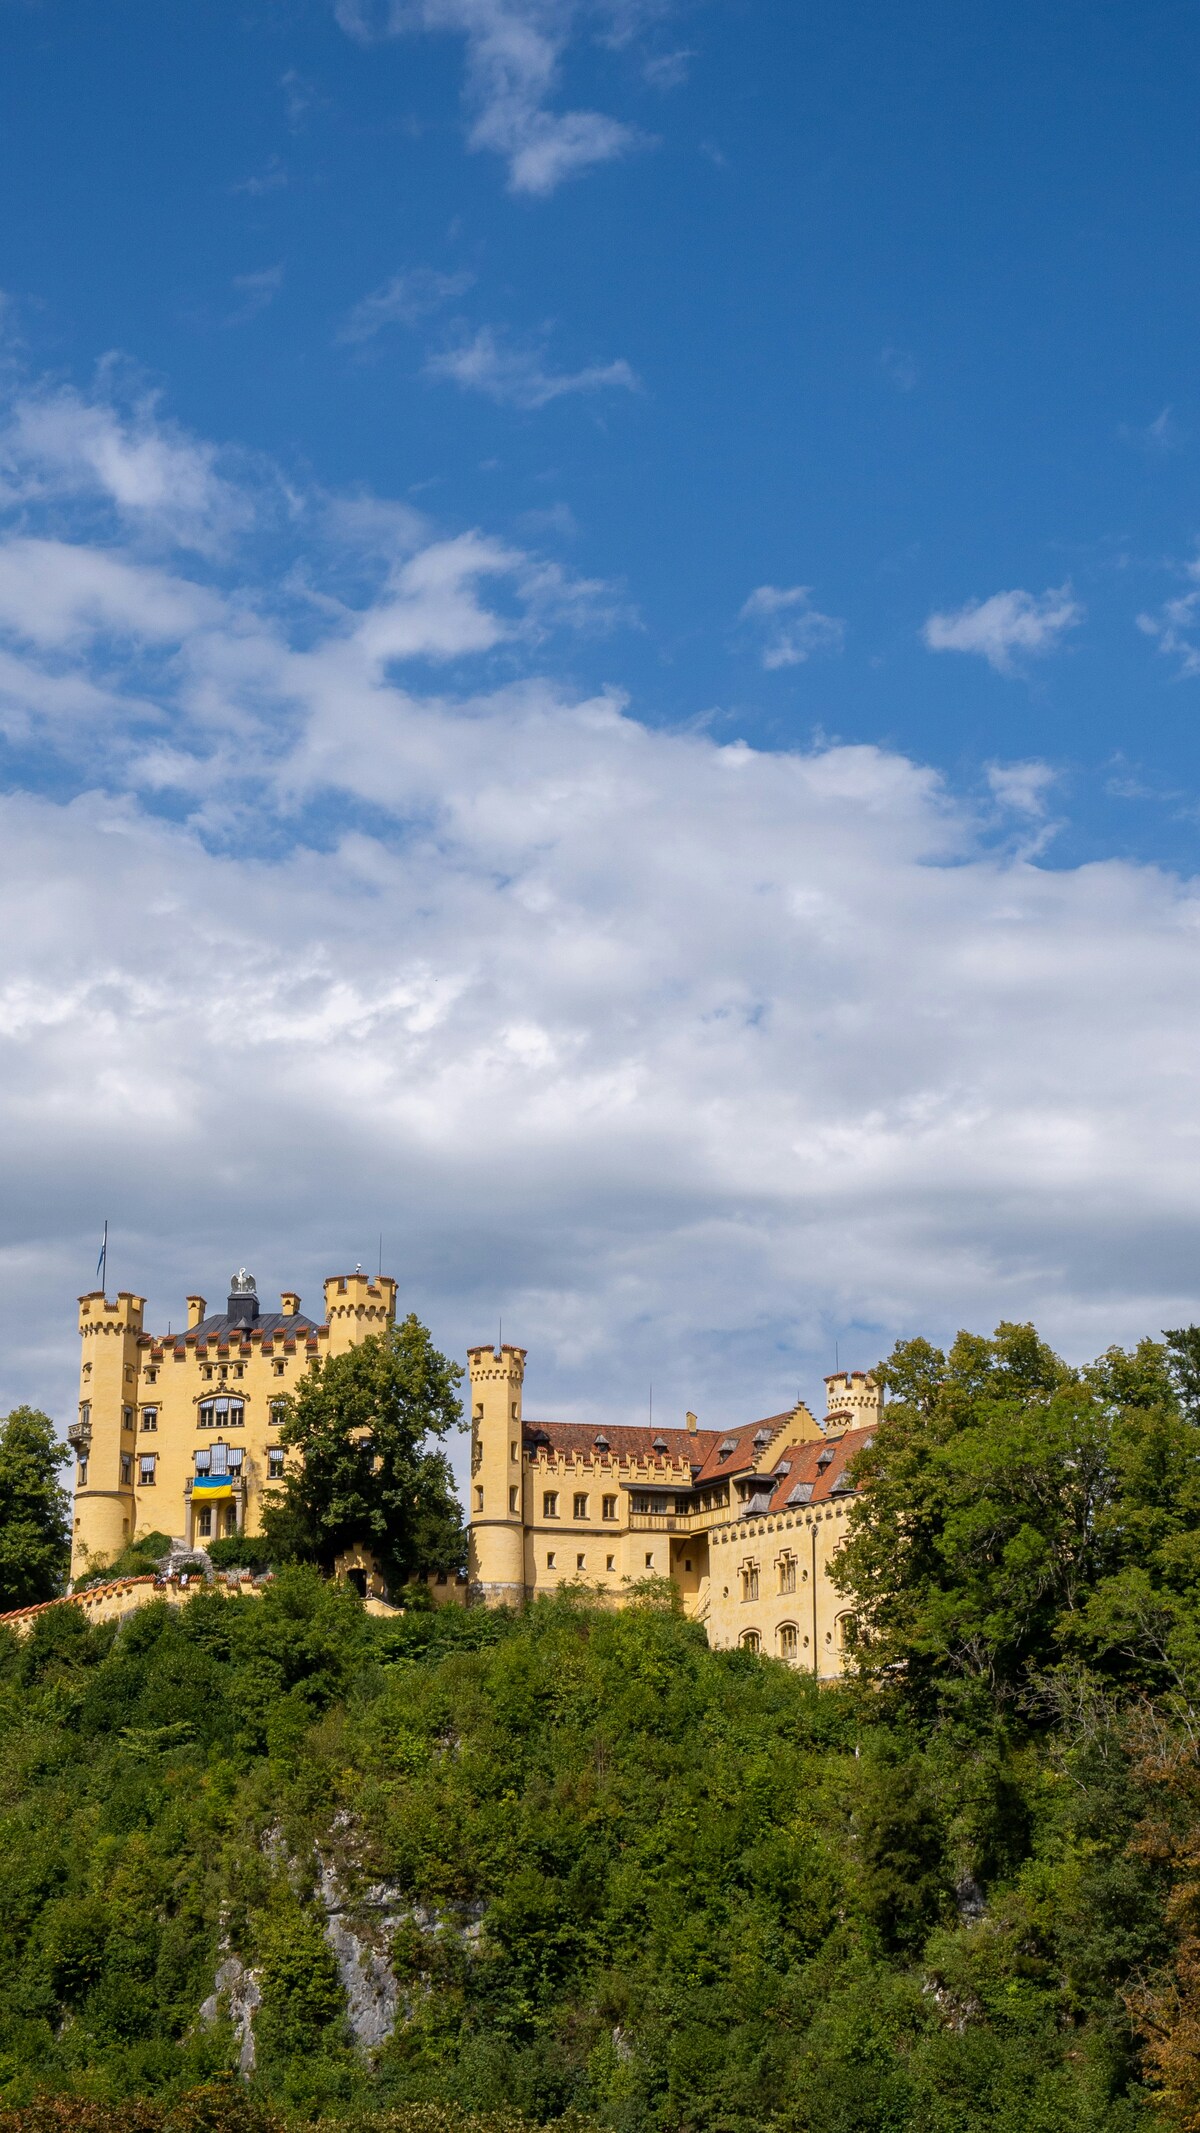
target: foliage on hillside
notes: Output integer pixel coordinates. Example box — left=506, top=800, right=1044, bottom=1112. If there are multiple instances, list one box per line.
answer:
left=0, top=1405, right=71, bottom=1610
left=10, top=1322, right=1200, bottom=2130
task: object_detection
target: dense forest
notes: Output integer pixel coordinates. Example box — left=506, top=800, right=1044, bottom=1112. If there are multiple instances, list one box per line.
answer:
left=7, top=1322, right=1200, bottom=2132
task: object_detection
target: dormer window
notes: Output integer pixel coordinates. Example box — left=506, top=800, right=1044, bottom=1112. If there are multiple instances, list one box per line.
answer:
left=593, top=1434, right=609, bottom=1452
left=717, top=1438, right=737, bottom=1462
left=652, top=1435, right=668, bottom=1454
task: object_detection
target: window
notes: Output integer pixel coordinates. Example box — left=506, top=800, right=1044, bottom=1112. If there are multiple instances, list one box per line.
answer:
left=78, top=1458, right=88, bottom=1486
left=267, top=1448, right=285, bottom=1481
left=576, top=1553, right=586, bottom=1571
left=606, top=1554, right=615, bottom=1572
left=573, top=1492, right=588, bottom=1519
left=778, top=1623, right=799, bottom=1661
left=139, top=1454, right=157, bottom=1486
left=197, top=1507, right=212, bottom=1537
left=145, top=1367, right=157, bottom=1383
left=510, top=1440, right=518, bottom=1462
left=741, top=1561, right=760, bottom=1601
left=141, top=1408, right=158, bottom=1432
left=274, top=1360, right=285, bottom=1376
left=543, top=1491, right=559, bottom=1519
left=509, top=1485, right=519, bottom=1513
left=78, top=1401, right=90, bottom=1431
left=602, top=1494, right=617, bottom=1521
left=194, top=1444, right=243, bottom=1477
left=222, top=1506, right=236, bottom=1539
left=270, top=1400, right=287, bottom=1425
left=474, top=1486, right=484, bottom=1513
left=740, top=1630, right=761, bottom=1653
left=546, top=1551, right=556, bottom=1569
left=198, top=1397, right=244, bottom=1429
left=684, top=1557, right=693, bottom=1572
left=778, top=1554, right=796, bottom=1595
left=120, top=1453, right=132, bottom=1485
left=644, top=1552, right=654, bottom=1569
left=122, top=1407, right=133, bottom=1431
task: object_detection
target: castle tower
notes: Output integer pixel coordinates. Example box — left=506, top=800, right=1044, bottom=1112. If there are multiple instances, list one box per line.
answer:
left=323, top=1272, right=399, bottom=1354
left=73, top=1290, right=146, bottom=1571
left=823, top=1370, right=883, bottom=1431
left=466, top=1343, right=526, bottom=1606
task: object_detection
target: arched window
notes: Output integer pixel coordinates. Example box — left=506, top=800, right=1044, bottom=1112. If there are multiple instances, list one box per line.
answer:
left=740, top=1629, right=761, bottom=1652
left=778, top=1623, right=798, bottom=1662
left=198, top=1396, right=245, bottom=1430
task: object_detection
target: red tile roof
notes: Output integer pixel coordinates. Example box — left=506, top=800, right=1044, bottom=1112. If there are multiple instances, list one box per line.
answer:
left=522, top=1410, right=799, bottom=1480
left=761, top=1424, right=876, bottom=1512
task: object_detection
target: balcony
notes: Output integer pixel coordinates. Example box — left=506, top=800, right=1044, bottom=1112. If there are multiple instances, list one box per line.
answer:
left=628, top=1508, right=701, bottom=1533
left=67, top=1420, right=91, bottom=1448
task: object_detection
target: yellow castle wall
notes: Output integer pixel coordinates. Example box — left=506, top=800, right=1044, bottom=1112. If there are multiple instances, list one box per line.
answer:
left=71, top=1273, right=397, bottom=1579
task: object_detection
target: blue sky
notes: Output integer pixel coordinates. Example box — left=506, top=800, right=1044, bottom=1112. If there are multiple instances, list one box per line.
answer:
left=3, top=0, right=1200, bottom=1450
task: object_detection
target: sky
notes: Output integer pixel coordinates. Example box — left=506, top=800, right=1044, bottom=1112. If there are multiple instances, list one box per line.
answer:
left=4, top=0, right=1200, bottom=1468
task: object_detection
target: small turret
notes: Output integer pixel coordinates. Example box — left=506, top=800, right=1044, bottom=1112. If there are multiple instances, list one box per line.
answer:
left=823, top=1370, right=883, bottom=1432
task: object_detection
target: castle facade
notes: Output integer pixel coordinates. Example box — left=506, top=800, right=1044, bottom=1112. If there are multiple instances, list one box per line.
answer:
left=466, top=1343, right=880, bottom=1675
left=71, top=1270, right=397, bottom=1580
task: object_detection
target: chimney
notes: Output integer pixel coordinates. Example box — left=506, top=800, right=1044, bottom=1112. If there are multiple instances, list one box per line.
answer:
left=186, top=1295, right=206, bottom=1330
left=686, top=1410, right=697, bottom=1433
left=280, top=1291, right=301, bottom=1316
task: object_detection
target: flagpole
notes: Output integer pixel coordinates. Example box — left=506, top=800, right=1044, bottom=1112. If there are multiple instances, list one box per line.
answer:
left=96, top=1220, right=108, bottom=1293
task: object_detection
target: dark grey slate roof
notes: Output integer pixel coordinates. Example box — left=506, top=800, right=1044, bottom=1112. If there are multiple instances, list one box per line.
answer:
left=166, top=1312, right=323, bottom=1352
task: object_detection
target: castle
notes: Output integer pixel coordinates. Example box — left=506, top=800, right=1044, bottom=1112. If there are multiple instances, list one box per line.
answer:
left=70, top=1269, right=397, bottom=1583
left=70, top=1272, right=878, bottom=1672
left=465, top=1344, right=881, bottom=1675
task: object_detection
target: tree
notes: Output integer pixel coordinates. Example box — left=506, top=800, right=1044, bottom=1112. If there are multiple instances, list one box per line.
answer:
left=0, top=1406, right=71, bottom=1609
left=259, top=1315, right=465, bottom=1592
left=833, top=1322, right=1200, bottom=1713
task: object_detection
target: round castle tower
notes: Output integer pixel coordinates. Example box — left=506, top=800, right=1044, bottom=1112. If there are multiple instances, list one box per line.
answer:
left=466, top=1342, right=526, bottom=1606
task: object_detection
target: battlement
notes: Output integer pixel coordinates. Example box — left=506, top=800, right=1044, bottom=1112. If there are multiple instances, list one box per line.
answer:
left=468, top=1344, right=527, bottom=1385
left=823, top=1370, right=883, bottom=1429
left=78, top=1290, right=145, bottom=1334
left=323, top=1273, right=398, bottom=1322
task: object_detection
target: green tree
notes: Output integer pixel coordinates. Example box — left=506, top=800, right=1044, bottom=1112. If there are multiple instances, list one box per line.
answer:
left=0, top=1405, right=71, bottom=1609
left=834, top=1322, right=1200, bottom=1711
left=259, top=1315, right=465, bottom=1592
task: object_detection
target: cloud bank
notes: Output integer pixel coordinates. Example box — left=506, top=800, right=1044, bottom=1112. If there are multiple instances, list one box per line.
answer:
left=2, top=373, right=1200, bottom=1459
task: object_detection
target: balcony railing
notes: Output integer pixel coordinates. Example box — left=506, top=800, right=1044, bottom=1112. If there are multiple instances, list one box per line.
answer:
left=628, top=1509, right=701, bottom=1533
left=67, top=1421, right=90, bottom=1447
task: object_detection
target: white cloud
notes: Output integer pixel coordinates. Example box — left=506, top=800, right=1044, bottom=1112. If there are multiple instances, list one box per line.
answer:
left=332, top=0, right=652, bottom=195
left=987, top=760, right=1058, bottom=815
left=338, top=268, right=475, bottom=345
left=1138, top=564, right=1200, bottom=677
left=922, top=585, right=1083, bottom=674
left=5, top=375, right=1200, bottom=1473
left=0, top=383, right=248, bottom=553
left=226, top=264, right=285, bottom=326
left=739, top=583, right=845, bottom=670
left=424, top=326, right=639, bottom=409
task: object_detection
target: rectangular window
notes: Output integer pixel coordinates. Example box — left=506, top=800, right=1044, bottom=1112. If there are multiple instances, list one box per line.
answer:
left=543, top=1491, right=559, bottom=1519
left=270, top=1400, right=287, bottom=1425
left=79, top=1401, right=91, bottom=1430
left=644, top=1552, right=654, bottom=1569
left=573, top=1492, right=588, bottom=1519
left=546, top=1551, right=556, bottom=1569
left=474, top=1485, right=484, bottom=1513
left=145, top=1368, right=157, bottom=1383
left=267, top=1448, right=285, bottom=1480
left=141, top=1408, right=158, bottom=1432
left=510, top=1440, right=518, bottom=1462
left=509, top=1485, right=519, bottom=1513
left=778, top=1555, right=796, bottom=1595
left=78, top=1458, right=88, bottom=1486
left=274, top=1360, right=285, bottom=1375
left=576, top=1553, right=586, bottom=1571
left=139, top=1455, right=156, bottom=1486
left=120, top=1452, right=132, bottom=1485
left=602, top=1495, right=617, bottom=1520
left=605, top=1553, right=615, bottom=1572
left=197, top=1507, right=212, bottom=1537
left=222, top=1506, right=236, bottom=1538
left=122, top=1407, right=133, bottom=1431
left=741, top=1563, right=759, bottom=1601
